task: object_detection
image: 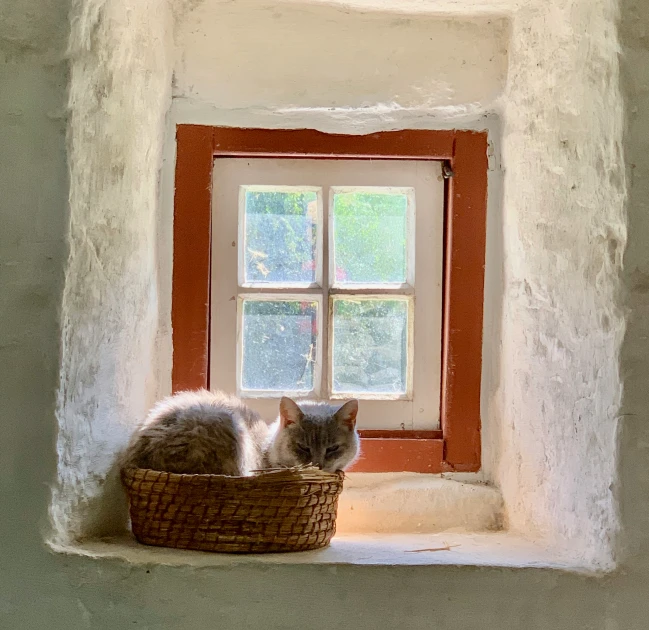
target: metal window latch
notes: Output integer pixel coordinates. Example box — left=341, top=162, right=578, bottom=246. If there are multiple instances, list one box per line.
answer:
left=442, top=161, right=454, bottom=179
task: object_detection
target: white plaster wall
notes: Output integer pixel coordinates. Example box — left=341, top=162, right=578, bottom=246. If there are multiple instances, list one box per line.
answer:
left=497, top=1, right=626, bottom=567
left=50, top=0, right=174, bottom=543
left=4, top=0, right=649, bottom=628
left=175, top=4, right=509, bottom=113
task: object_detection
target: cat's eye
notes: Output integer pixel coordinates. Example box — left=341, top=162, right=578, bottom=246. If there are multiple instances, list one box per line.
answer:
left=296, top=444, right=310, bottom=455
left=326, top=445, right=341, bottom=456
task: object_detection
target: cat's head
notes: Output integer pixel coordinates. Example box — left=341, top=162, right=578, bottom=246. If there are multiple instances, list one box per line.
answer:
left=268, top=397, right=360, bottom=472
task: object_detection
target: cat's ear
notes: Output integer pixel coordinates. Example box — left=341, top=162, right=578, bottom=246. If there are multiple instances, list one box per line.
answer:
left=335, top=399, right=358, bottom=430
left=279, top=397, right=303, bottom=429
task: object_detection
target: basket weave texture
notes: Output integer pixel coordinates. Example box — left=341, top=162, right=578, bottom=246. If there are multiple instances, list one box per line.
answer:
left=121, top=466, right=344, bottom=553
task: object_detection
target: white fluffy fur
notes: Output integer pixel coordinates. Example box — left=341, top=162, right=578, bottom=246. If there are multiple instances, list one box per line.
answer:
left=123, top=390, right=270, bottom=475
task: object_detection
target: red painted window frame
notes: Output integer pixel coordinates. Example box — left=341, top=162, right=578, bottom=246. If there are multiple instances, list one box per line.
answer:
left=171, top=125, right=488, bottom=473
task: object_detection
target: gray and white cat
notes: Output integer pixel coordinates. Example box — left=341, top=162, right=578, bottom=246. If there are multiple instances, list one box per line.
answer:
left=122, top=390, right=360, bottom=475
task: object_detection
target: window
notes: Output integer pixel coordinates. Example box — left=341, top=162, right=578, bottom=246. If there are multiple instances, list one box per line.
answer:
left=210, top=159, right=443, bottom=431
left=172, top=126, right=488, bottom=473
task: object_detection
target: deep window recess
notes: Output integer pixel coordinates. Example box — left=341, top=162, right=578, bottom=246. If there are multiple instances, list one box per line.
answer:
left=172, top=126, right=488, bottom=473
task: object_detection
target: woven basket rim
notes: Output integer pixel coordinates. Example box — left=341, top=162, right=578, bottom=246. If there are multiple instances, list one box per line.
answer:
left=121, top=465, right=344, bottom=485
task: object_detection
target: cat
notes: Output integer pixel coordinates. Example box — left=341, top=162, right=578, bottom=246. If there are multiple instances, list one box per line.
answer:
left=266, top=396, right=359, bottom=472
left=121, top=389, right=360, bottom=476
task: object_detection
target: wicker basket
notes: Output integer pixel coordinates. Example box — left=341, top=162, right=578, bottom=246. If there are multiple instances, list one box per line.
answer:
left=121, top=466, right=344, bottom=553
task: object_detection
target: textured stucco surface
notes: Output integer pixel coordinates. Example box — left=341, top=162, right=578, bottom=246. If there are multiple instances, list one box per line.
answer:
left=176, top=5, right=508, bottom=112
left=496, top=1, right=626, bottom=567
left=3, top=0, right=649, bottom=628
left=50, top=0, right=174, bottom=542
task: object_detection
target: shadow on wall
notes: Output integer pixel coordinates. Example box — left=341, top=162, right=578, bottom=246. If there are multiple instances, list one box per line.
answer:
left=617, top=0, right=649, bottom=571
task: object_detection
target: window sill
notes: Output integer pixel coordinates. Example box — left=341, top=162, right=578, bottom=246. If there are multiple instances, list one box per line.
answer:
left=48, top=476, right=602, bottom=574
left=52, top=532, right=595, bottom=573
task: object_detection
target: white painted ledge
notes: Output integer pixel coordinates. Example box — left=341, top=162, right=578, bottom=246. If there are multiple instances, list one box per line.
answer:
left=54, top=533, right=594, bottom=573
left=337, top=474, right=503, bottom=533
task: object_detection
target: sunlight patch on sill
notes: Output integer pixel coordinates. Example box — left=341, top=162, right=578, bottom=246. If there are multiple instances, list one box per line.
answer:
left=336, top=473, right=504, bottom=534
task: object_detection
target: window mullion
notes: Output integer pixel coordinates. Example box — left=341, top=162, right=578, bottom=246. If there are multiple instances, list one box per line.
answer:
left=321, top=183, right=330, bottom=399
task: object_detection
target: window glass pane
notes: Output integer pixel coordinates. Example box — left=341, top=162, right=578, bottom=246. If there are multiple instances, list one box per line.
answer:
left=332, top=189, right=410, bottom=285
left=240, top=298, right=318, bottom=393
left=331, top=298, right=410, bottom=395
left=243, top=187, right=319, bottom=285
